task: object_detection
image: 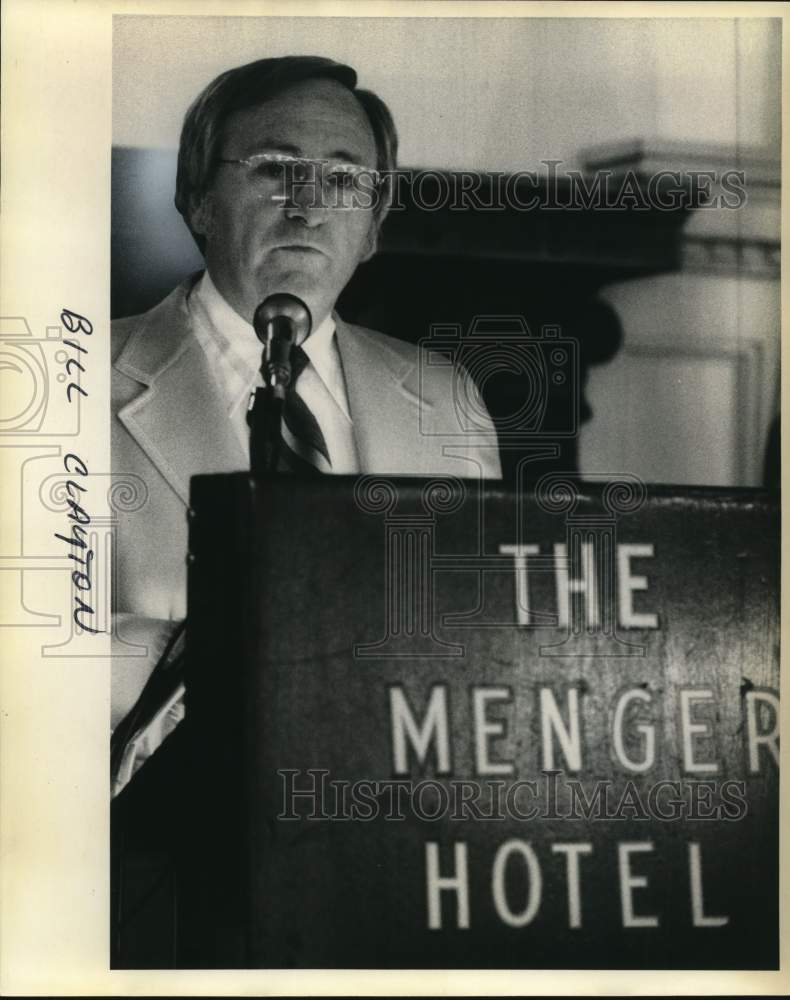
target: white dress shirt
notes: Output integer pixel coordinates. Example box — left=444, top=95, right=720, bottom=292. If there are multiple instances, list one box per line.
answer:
left=188, top=271, right=360, bottom=473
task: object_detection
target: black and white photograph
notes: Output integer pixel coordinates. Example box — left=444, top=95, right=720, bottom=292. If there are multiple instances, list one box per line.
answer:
left=0, top=1, right=785, bottom=993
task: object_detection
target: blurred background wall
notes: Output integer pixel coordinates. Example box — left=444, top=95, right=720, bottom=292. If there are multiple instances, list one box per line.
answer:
left=113, top=15, right=781, bottom=487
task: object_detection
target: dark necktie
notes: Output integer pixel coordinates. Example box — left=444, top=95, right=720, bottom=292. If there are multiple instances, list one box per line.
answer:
left=278, top=344, right=332, bottom=474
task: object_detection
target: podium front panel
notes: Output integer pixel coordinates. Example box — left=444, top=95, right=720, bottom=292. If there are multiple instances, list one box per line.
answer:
left=185, top=474, right=779, bottom=969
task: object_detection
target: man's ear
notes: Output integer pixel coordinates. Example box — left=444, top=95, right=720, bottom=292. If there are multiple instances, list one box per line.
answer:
left=189, top=192, right=214, bottom=238
left=359, top=211, right=387, bottom=264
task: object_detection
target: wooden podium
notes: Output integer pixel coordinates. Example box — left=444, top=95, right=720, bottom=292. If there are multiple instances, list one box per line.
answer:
left=112, top=474, right=779, bottom=969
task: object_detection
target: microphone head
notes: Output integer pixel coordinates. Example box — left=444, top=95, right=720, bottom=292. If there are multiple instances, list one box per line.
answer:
left=253, top=293, right=312, bottom=345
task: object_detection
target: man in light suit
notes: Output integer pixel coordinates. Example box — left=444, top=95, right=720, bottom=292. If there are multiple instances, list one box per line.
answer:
left=112, top=56, right=500, bottom=736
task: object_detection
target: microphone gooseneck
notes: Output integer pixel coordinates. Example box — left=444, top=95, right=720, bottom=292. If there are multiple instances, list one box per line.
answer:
left=248, top=293, right=312, bottom=476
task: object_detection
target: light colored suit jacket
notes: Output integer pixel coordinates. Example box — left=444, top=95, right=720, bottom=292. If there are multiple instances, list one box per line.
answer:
left=112, top=273, right=501, bottom=623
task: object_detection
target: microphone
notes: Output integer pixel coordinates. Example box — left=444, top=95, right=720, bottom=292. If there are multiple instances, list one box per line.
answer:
left=248, top=293, right=312, bottom=475
left=253, top=294, right=312, bottom=398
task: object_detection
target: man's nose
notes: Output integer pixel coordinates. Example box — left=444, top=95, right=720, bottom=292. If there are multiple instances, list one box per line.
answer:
left=282, top=169, right=329, bottom=227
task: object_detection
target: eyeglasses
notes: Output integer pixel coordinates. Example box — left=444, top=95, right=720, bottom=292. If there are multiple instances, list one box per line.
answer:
left=218, top=151, right=383, bottom=208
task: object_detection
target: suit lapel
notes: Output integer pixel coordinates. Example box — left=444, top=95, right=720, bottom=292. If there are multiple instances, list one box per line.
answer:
left=335, top=318, right=437, bottom=473
left=115, top=278, right=248, bottom=505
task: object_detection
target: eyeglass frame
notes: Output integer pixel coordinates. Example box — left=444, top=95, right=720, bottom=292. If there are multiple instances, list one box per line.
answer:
left=217, top=151, right=385, bottom=209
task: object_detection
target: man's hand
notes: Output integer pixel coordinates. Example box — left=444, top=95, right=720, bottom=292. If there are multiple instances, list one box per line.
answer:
left=111, top=614, right=184, bottom=730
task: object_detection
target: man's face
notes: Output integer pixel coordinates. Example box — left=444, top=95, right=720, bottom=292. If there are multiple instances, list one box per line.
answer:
left=191, top=77, right=381, bottom=327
